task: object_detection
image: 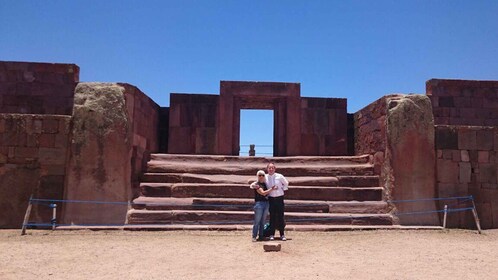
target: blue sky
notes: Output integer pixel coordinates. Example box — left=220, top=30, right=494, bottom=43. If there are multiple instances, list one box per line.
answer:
left=1, top=1, right=497, bottom=155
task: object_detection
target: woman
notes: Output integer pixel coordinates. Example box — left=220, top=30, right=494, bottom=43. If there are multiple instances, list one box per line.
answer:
left=250, top=170, right=275, bottom=242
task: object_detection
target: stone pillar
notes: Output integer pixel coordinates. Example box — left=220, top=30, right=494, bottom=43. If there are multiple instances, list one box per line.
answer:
left=386, top=95, right=439, bottom=225
left=63, top=83, right=132, bottom=225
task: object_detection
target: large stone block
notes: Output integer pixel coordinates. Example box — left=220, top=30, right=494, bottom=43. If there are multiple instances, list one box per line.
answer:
left=386, top=94, right=439, bottom=225
left=63, top=83, right=132, bottom=225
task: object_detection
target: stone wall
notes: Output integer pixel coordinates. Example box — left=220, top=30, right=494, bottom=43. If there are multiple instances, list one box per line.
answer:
left=0, top=61, right=79, bottom=115
left=0, top=114, right=71, bottom=228
left=435, top=126, right=498, bottom=229
left=120, top=83, right=160, bottom=196
left=300, top=97, right=347, bottom=155
left=427, top=79, right=498, bottom=126
left=354, top=94, right=439, bottom=225
left=168, top=93, right=219, bottom=154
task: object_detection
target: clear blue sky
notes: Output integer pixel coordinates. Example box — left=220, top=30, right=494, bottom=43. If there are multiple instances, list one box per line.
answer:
left=2, top=1, right=497, bottom=155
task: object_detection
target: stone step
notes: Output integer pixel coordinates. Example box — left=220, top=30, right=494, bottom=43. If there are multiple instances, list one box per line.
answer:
left=127, top=209, right=394, bottom=226
left=141, top=173, right=379, bottom=187
left=146, top=162, right=375, bottom=176
left=139, top=183, right=383, bottom=201
left=132, top=197, right=390, bottom=214
left=150, top=153, right=372, bottom=165
left=56, top=224, right=444, bottom=231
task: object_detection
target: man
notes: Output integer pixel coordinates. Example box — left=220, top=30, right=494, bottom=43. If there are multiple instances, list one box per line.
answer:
left=265, top=162, right=289, bottom=241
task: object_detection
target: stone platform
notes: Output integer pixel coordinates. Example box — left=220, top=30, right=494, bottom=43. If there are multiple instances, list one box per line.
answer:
left=126, top=154, right=394, bottom=227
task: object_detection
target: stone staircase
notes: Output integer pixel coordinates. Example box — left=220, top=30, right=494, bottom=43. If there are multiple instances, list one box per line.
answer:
left=126, top=154, right=394, bottom=228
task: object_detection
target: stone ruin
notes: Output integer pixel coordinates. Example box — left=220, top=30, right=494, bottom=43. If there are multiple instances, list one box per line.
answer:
left=0, top=61, right=497, bottom=230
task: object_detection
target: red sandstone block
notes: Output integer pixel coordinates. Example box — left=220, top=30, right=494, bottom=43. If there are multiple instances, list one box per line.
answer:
left=482, top=183, right=498, bottom=189
left=437, top=150, right=443, bottom=159
left=15, top=147, right=38, bottom=158
left=8, top=146, right=14, bottom=158
left=42, top=119, right=59, bottom=133
left=471, top=98, right=484, bottom=108
left=40, top=164, right=66, bottom=176
left=54, top=134, right=68, bottom=149
left=478, top=163, right=497, bottom=183
left=459, top=108, right=476, bottom=119
left=437, top=159, right=459, bottom=183
left=454, top=97, right=473, bottom=108
left=459, top=162, right=471, bottom=183
left=449, top=108, right=459, bottom=117
left=458, top=130, right=477, bottom=150
left=478, top=151, right=489, bottom=163
left=39, top=134, right=55, bottom=148
left=461, top=150, right=470, bottom=162
left=434, top=117, right=449, bottom=125
left=475, top=108, right=493, bottom=119
left=38, top=147, right=66, bottom=165
left=1, top=131, right=19, bottom=146
left=452, top=150, right=461, bottom=162
left=26, top=134, right=39, bottom=147
left=0, top=119, right=4, bottom=133
left=476, top=130, right=494, bottom=150
left=442, top=150, right=453, bottom=160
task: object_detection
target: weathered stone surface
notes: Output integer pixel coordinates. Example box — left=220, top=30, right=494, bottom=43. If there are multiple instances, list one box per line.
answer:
left=386, top=95, right=439, bottom=225
left=63, top=83, right=132, bottom=225
left=263, top=242, right=281, bottom=252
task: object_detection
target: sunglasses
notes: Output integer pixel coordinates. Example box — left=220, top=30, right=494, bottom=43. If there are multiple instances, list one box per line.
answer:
left=258, top=175, right=265, bottom=177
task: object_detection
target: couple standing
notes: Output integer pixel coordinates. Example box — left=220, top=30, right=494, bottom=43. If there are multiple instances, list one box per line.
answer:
left=250, top=162, right=289, bottom=242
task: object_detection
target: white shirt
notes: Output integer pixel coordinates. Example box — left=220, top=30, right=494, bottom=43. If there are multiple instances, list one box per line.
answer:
left=265, top=172, right=289, bottom=197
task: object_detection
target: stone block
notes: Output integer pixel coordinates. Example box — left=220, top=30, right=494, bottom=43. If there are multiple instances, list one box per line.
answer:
left=15, top=147, right=38, bottom=159
left=478, top=151, right=489, bottom=163
left=42, top=119, right=59, bottom=133
left=437, top=150, right=443, bottom=158
left=41, top=164, right=66, bottom=176
left=459, top=162, right=471, bottom=183
left=460, top=108, right=475, bottom=119
left=461, top=150, right=470, bottom=162
left=0, top=119, right=4, bottom=133
left=263, top=242, right=281, bottom=252
left=439, top=96, right=454, bottom=107
left=38, top=147, right=66, bottom=165
left=478, top=163, right=497, bottom=183
left=54, top=134, right=68, bottom=149
left=437, top=159, right=459, bottom=183
left=39, top=134, right=55, bottom=148
left=476, top=130, right=494, bottom=150
left=435, top=127, right=458, bottom=149
left=458, top=130, right=477, bottom=150
left=451, top=150, right=462, bottom=162
left=442, top=150, right=453, bottom=160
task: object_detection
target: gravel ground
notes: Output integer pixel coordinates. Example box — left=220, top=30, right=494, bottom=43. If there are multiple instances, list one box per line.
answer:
left=1, top=229, right=497, bottom=280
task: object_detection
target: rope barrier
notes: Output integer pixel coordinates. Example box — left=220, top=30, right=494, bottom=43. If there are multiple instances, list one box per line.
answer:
left=23, top=206, right=476, bottom=228
left=23, top=196, right=481, bottom=233
left=30, top=195, right=474, bottom=208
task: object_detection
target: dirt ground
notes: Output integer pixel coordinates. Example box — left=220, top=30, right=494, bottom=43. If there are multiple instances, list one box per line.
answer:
left=1, top=229, right=497, bottom=280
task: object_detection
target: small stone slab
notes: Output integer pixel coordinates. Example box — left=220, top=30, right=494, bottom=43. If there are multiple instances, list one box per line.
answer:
left=263, top=242, right=281, bottom=252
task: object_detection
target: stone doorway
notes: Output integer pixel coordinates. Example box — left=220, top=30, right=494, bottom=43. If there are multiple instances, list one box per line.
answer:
left=217, top=81, right=302, bottom=156
left=167, top=80, right=348, bottom=156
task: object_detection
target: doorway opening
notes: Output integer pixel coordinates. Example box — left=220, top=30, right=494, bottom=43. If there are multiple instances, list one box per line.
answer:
left=239, top=109, right=273, bottom=156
